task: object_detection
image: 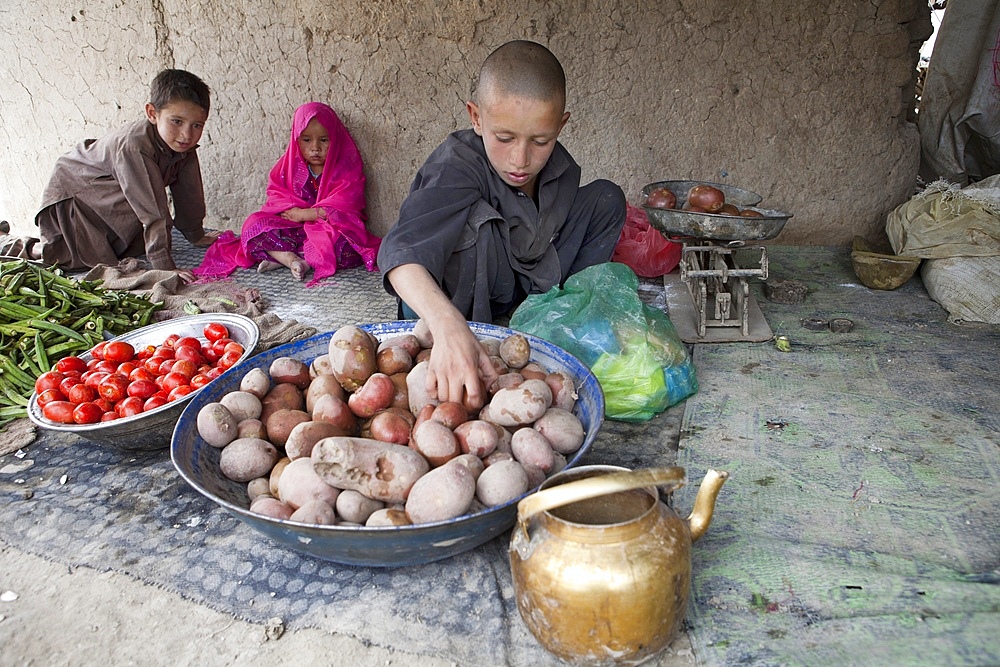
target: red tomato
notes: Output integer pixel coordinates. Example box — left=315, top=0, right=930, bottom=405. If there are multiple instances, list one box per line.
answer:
left=189, top=373, right=211, bottom=390
left=55, top=356, right=88, bottom=374
left=135, top=344, right=157, bottom=361
left=174, top=336, right=202, bottom=352
left=170, top=359, right=197, bottom=379
left=73, top=402, right=104, bottom=424
left=102, top=341, right=136, bottom=364
left=95, top=398, right=116, bottom=413
left=157, top=358, right=175, bottom=376
left=223, top=342, right=244, bottom=357
left=42, top=401, right=76, bottom=424
left=174, top=345, right=205, bottom=366
left=143, top=395, right=168, bottom=412
left=129, top=367, right=155, bottom=383
left=205, top=367, right=225, bottom=380
left=67, top=384, right=99, bottom=404
left=151, top=346, right=174, bottom=360
left=203, top=322, right=229, bottom=342
left=34, top=371, right=65, bottom=395
left=168, top=385, right=195, bottom=401
left=94, top=360, right=119, bottom=374
left=163, top=333, right=180, bottom=348
left=143, top=357, right=164, bottom=375
left=161, top=371, right=190, bottom=394
left=117, top=396, right=144, bottom=418
left=90, top=341, right=108, bottom=360
left=100, top=412, right=120, bottom=422
left=116, top=361, right=138, bottom=376
left=36, top=388, right=66, bottom=408
left=83, top=371, right=109, bottom=389
left=211, top=338, right=234, bottom=357
left=86, top=358, right=101, bottom=371
left=218, top=349, right=243, bottom=370
left=127, top=379, right=159, bottom=399
left=98, top=373, right=130, bottom=403
left=59, top=376, right=82, bottom=397
left=203, top=346, right=220, bottom=363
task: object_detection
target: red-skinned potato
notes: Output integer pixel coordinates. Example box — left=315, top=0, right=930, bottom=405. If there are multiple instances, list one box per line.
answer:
left=365, top=508, right=412, bottom=527
left=511, top=428, right=556, bottom=472
left=237, top=418, right=268, bottom=441
left=336, top=489, right=384, bottom=524
left=260, top=383, right=305, bottom=425
left=269, top=456, right=291, bottom=496
left=447, top=453, right=485, bottom=481
left=533, top=408, right=586, bottom=454
left=415, top=348, right=432, bottom=364
left=718, top=203, right=741, bottom=216
left=347, top=372, right=395, bottom=418
left=328, top=325, right=377, bottom=392
left=489, top=372, right=524, bottom=396
left=250, top=496, right=294, bottom=520
left=366, top=408, right=413, bottom=445
left=454, top=419, right=499, bottom=458
left=644, top=186, right=677, bottom=210
left=289, top=500, right=336, bottom=525
left=687, top=184, right=725, bottom=213
left=741, top=208, right=765, bottom=217
left=410, top=419, right=460, bottom=467
left=376, top=345, right=414, bottom=375
left=406, top=361, right=439, bottom=416
left=412, top=319, right=433, bottom=348
left=499, top=333, right=530, bottom=370
left=197, top=402, right=238, bottom=448
left=311, top=393, right=359, bottom=435
left=247, top=477, right=271, bottom=502
left=405, top=463, right=476, bottom=524
left=430, top=401, right=468, bottom=429
left=476, top=459, right=529, bottom=506
left=519, top=362, right=548, bottom=381
left=239, top=368, right=271, bottom=398
left=220, top=437, right=279, bottom=483
left=388, top=372, right=409, bottom=411
left=545, top=371, right=578, bottom=412
left=488, top=379, right=553, bottom=426
left=306, top=374, right=346, bottom=413
left=264, top=408, right=311, bottom=447
left=220, top=391, right=262, bottom=423
left=269, top=357, right=311, bottom=389
left=309, top=353, right=334, bottom=378
left=377, top=334, right=421, bottom=359
left=285, top=420, right=349, bottom=460
left=479, top=337, right=501, bottom=357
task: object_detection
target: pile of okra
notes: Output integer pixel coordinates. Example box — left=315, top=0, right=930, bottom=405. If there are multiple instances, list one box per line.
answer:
left=0, top=259, right=163, bottom=427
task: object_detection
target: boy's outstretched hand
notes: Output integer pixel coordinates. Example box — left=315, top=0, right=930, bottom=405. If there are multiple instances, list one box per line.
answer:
left=386, top=264, right=499, bottom=410
left=173, top=268, right=197, bottom=283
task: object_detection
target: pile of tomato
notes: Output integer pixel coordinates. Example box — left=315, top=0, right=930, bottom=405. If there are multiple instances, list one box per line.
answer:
left=34, top=321, right=244, bottom=425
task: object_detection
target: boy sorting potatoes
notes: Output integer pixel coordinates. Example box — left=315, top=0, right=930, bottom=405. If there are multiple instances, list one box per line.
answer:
left=377, top=40, right=626, bottom=410
left=0, top=69, right=218, bottom=281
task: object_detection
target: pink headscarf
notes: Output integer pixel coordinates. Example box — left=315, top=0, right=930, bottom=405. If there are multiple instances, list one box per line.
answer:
left=195, top=102, right=379, bottom=284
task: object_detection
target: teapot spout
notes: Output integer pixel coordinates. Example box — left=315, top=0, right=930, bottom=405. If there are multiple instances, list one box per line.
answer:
left=686, top=469, right=729, bottom=542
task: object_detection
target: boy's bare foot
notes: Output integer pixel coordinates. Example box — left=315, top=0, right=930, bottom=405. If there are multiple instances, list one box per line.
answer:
left=257, top=260, right=281, bottom=273
left=192, top=230, right=222, bottom=247
left=290, top=259, right=311, bottom=281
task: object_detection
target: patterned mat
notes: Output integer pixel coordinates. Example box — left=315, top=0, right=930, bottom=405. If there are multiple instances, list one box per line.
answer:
left=675, top=247, right=1000, bottom=666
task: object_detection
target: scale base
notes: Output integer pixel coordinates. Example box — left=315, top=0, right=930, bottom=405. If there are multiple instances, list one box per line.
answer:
left=663, top=272, right=774, bottom=343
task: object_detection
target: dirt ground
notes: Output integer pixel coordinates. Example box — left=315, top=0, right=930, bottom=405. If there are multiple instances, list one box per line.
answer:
left=0, top=545, right=696, bottom=666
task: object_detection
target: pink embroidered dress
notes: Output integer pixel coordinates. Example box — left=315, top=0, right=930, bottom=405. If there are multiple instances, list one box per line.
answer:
left=195, top=102, right=379, bottom=285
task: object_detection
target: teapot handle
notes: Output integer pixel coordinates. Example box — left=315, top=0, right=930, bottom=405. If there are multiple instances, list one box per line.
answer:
left=516, top=467, right=687, bottom=534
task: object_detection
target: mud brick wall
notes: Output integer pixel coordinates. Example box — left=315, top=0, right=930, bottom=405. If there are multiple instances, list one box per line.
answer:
left=0, top=0, right=931, bottom=245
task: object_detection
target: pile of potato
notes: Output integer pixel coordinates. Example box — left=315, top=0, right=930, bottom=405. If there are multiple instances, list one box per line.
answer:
left=195, top=321, right=587, bottom=527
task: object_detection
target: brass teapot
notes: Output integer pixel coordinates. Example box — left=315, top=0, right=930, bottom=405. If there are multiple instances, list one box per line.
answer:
left=509, top=465, right=729, bottom=666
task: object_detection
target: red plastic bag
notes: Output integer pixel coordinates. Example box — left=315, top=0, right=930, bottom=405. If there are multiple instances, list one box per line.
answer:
left=612, top=204, right=682, bottom=277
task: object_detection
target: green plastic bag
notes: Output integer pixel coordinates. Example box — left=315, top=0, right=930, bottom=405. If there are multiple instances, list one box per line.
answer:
left=510, top=262, right=697, bottom=421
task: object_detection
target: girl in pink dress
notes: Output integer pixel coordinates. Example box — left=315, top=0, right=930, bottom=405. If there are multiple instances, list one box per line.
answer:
left=195, top=102, right=379, bottom=284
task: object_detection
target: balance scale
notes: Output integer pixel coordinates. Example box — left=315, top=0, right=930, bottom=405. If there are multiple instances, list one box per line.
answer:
left=663, top=240, right=774, bottom=344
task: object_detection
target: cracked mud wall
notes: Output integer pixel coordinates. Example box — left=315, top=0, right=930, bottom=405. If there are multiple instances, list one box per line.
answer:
left=0, top=1, right=930, bottom=246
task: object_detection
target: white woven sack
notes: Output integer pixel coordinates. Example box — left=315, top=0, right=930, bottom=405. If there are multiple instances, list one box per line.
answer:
left=921, top=255, right=1000, bottom=324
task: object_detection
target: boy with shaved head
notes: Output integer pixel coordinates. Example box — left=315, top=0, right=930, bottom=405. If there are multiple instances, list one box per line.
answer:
left=378, top=40, right=626, bottom=409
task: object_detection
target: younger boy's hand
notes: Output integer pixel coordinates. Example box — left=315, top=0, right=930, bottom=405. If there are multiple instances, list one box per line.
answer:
left=280, top=208, right=310, bottom=223
left=191, top=230, right=221, bottom=247
left=173, top=269, right=197, bottom=284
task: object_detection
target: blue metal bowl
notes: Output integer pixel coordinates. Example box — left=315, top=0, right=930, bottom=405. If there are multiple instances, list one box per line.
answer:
left=170, top=321, right=604, bottom=567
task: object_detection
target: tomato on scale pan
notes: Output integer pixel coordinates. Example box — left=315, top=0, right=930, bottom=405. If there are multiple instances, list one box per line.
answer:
left=32, top=320, right=243, bottom=425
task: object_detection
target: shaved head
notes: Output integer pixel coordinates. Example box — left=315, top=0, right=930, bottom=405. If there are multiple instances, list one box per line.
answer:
left=475, top=41, right=566, bottom=110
